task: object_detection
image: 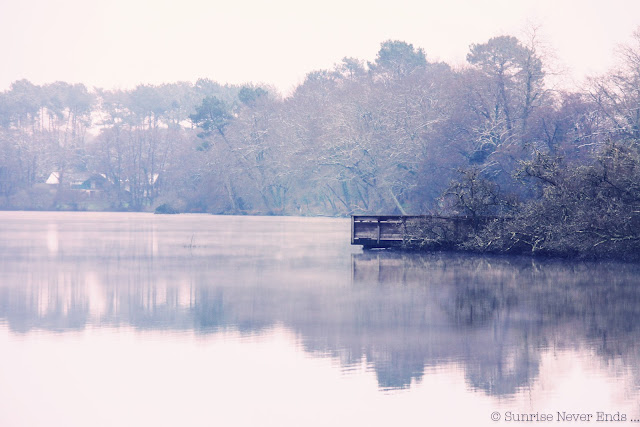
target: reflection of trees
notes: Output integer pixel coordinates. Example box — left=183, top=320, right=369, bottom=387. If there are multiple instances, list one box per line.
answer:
left=0, top=271, right=90, bottom=333
left=2, top=251, right=640, bottom=395
left=464, top=337, right=540, bottom=396
left=348, top=252, right=640, bottom=393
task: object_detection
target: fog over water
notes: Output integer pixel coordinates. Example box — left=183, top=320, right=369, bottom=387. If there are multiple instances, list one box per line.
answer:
left=1, top=212, right=640, bottom=426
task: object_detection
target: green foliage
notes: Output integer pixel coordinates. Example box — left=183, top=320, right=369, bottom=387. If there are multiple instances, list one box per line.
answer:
left=335, top=57, right=366, bottom=80
left=370, top=40, right=427, bottom=78
left=3, top=79, right=42, bottom=125
left=467, top=36, right=541, bottom=78
left=238, top=86, right=268, bottom=106
left=189, top=96, right=232, bottom=138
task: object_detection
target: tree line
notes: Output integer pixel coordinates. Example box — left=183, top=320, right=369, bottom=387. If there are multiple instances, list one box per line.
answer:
left=1, top=31, right=640, bottom=256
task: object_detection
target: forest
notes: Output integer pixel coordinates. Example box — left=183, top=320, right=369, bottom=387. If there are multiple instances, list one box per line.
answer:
left=1, top=30, right=640, bottom=257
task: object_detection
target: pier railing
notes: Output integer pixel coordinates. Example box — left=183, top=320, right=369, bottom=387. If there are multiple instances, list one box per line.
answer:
left=351, top=215, right=497, bottom=249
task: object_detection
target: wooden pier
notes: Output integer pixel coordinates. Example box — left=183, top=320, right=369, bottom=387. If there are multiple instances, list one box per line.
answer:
left=351, top=215, right=483, bottom=249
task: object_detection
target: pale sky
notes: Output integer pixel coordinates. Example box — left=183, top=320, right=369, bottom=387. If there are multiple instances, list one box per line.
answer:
left=1, top=0, right=640, bottom=95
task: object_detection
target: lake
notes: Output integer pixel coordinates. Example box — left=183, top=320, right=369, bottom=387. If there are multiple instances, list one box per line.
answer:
left=1, top=211, right=640, bottom=426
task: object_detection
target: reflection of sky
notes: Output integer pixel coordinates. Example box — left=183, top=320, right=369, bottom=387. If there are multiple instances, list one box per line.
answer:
left=0, top=326, right=636, bottom=427
left=2, top=212, right=640, bottom=425
left=46, top=224, right=58, bottom=255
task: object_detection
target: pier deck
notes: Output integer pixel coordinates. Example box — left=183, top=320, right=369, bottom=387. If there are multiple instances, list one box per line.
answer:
left=351, top=215, right=484, bottom=249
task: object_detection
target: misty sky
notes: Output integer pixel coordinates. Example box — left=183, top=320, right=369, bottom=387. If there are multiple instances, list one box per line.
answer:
left=2, top=0, right=640, bottom=94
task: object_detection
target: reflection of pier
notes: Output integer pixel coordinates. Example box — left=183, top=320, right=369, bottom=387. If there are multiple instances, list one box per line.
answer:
left=351, top=251, right=408, bottom=284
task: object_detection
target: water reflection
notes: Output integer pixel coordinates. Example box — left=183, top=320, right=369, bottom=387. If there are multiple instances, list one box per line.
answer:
left=1, top=213, right=640, bottom=399
left=352, top=252, right=640, bottom=394
left=46, top=223, right=58, bottom=254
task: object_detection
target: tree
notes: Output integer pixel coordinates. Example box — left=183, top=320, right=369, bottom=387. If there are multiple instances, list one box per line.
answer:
left=588, top=28, right=640, bottom=141
left=1, top=80, right=45, bottom=191
left=238, top=86, right=268, bottom=106
left=444, top=166, right=510, bottom=221
left=465, top=35, right=546, bottom=151
left=369, top=40, right=427, bottom=79
left=190, top=96, right=232, bottom=140
left=334, top=57, right=367, bottom=81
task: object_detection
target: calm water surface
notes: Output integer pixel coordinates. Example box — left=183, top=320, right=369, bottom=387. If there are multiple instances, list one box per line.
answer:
left=1, top=212, right=640, bottom=426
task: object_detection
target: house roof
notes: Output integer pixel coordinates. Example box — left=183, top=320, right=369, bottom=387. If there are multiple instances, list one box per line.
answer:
left=45, top=172, right=60, bottom=184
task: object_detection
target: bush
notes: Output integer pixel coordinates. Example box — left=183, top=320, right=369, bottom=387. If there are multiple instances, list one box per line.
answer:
left=461, top=141, right=640, bottom=259
left=154, top=203, right=179, bottom=214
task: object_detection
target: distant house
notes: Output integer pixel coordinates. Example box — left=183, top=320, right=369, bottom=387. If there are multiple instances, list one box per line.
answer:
left=45, top=171, right=109, bottom=196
